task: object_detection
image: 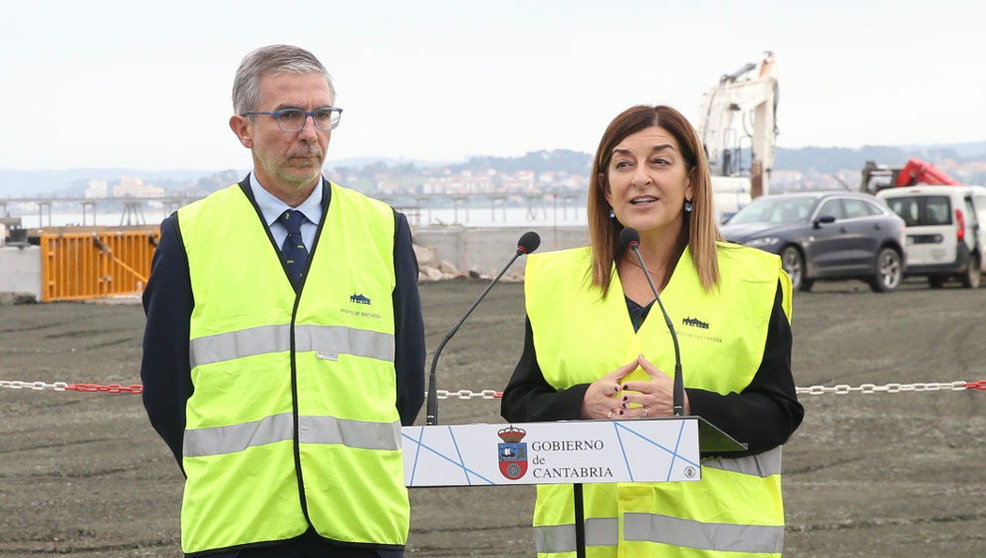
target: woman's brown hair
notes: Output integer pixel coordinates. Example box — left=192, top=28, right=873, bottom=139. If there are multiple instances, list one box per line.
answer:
left=587, top=105, right=721, bottom=296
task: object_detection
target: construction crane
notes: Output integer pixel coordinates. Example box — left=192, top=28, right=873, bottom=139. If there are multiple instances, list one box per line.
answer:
left=696, top=52, right=779, bottom=221
left=860, top=158, right=960, bottom=194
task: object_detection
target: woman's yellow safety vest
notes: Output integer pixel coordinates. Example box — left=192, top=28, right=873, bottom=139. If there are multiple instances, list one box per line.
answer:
left=524, top=243, right=792, bottom=558
left=176, top=183, right=408, bottom=555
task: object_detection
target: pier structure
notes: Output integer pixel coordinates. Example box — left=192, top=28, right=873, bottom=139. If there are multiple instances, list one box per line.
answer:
left=1, top=191, right=586, bottom=228
left=0, top=194, right=206, bottom=227
left=374, top=192, right=585, bottom=227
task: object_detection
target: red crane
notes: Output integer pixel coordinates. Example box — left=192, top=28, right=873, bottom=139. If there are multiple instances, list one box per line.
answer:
left=860, top=158, right=959, bottom=194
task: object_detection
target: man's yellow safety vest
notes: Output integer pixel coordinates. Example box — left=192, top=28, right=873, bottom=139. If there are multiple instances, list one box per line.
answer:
left=177, top=183, right=408, bottom=555
left=524, top=243, right=792, bottom=557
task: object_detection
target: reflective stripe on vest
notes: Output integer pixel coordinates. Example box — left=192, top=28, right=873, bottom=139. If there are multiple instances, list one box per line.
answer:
left=189, top=324, right=394, bottom=368
left=183, top=413, right=401, bottom=457
left=532, top=512, right=784, bottom=554
left=703, top=447, right=782, bottom=478
left=524, top=245, right=790, bottom=557
left=533, top=518, right=618, bottom=553
left=624, top=512, right=785, bottom=554
left=177, top=182, right=406, bottom=554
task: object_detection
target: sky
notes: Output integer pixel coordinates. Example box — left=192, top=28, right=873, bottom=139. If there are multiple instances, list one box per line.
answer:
left=2, top=0, right=985, bottom=172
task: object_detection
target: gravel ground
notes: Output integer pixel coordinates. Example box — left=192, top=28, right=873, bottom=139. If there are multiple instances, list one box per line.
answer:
left=1, top=277, right=985, bottom=557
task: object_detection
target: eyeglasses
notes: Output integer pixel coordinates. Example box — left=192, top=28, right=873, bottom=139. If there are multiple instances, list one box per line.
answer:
left=242, top=106, right=343, bottom=132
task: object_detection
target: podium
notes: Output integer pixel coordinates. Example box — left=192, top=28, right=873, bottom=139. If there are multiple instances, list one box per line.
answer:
left=402, top=417, right=745, bottom=557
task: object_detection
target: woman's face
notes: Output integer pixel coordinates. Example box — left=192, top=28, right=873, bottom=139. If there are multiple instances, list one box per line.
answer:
left=604, top=126, right=693, bottom=239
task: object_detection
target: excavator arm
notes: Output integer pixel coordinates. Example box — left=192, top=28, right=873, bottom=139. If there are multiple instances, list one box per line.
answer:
left=696, top=51, right=779, bottom=199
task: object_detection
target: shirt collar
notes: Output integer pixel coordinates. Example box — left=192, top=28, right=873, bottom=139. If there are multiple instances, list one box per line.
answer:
left=249, top=173, right=324, bottom=227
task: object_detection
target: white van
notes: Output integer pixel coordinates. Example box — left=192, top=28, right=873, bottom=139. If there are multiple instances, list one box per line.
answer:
left=877, top=185, right=986, bottom=288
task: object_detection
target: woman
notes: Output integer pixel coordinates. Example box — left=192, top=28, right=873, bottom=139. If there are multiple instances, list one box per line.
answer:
left=501, top=105, right=804, bottom=557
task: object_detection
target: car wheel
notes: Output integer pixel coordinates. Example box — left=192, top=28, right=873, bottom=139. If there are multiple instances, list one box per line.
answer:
left=869, top=247, right=903, bottom=293
left=928, top=276, right=945, bottom=288
left=961, top=254, right=981, bottom=288
left=780, top=246, right=808, bottom=292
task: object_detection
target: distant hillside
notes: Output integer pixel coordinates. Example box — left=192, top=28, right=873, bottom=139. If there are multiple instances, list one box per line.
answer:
left=325, top=156, right=452, bottom=171
left=4, top=141, right=986, bottom=197
left=0, top=168, right=239, bottom=197
left=898, top=141, right=986, bottom=159
left=774, top=141, right=986, bottom=174
left=450, top=149, right=591, bottom=174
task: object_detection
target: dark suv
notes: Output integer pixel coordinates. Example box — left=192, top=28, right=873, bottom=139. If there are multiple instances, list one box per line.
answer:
left=721, top=192, right=907, bottom=292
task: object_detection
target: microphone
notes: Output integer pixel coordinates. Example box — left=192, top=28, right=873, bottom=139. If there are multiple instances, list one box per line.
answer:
left=425, top=231, right=541, bottom=425
left=619, top=227, right=685, bottom=416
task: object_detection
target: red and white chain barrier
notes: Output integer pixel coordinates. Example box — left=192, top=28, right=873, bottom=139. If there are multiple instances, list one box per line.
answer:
left=0, top=380, right=143, bottom=394
left=3, top=379, right=986, bottom=397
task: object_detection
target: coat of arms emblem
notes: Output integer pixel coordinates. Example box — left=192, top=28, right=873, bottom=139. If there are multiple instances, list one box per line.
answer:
left=497, top=426, right=528, bottom=480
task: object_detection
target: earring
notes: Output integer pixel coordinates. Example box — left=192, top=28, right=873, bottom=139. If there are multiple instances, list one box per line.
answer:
left=608, top=208, right=616, bottom=219
left=684, top=200, right=693, bottom=213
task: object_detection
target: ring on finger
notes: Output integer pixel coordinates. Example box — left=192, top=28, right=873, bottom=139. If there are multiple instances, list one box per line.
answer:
left=607, top=409, right=613, bottom=419
left=642, top=407, right=649, bottom=417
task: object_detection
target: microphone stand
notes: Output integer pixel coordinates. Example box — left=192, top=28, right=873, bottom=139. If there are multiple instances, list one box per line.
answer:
left=426, top=234, right=538, bottom=426
left=628, top=242, right=685, bottom=416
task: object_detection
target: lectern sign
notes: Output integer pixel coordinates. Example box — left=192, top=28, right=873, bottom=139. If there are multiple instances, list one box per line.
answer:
left=403, top=418, right=701, bottom=487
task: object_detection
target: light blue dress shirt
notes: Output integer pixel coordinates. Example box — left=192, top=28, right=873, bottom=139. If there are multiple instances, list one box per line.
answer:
left=249, top=173, right=323, bottom=250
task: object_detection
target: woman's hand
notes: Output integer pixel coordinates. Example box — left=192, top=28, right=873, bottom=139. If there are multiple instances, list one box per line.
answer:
left=619, top=354, right=690, bottom=418
left=579, top=360, right=638, bottom=419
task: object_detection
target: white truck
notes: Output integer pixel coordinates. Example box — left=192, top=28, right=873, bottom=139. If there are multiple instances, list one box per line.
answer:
left=877, top=184, right=986, bottom=288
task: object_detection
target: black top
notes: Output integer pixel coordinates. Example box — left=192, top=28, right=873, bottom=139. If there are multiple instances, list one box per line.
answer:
left=500, top=282, right=804, bottom=457
left=140, top=178, right=426, bottom=469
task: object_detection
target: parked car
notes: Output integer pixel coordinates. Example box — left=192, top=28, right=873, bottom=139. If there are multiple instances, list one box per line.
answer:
left=876, top=185, right=986, bottom=288
left=720, top=192, right=906, bottom=292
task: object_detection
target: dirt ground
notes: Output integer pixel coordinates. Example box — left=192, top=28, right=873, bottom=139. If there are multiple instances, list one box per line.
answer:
left=2, top=277, right=985, bottom=557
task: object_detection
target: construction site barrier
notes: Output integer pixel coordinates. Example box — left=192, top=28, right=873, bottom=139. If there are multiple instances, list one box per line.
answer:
left=39, top=226, right=160, bottom=302
left=3, top=379, right=986, bottom=396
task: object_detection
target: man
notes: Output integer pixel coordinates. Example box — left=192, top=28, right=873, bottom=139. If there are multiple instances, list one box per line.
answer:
left=140, top=45, right=425, bottom=558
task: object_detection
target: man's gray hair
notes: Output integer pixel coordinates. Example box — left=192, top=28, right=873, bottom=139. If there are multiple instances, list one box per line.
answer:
left=232, top=45, right=336, bottom=114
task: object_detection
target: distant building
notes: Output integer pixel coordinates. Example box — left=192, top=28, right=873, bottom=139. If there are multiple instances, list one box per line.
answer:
left=84, top=179, right=108, bottom=199
left=113, top=175, right=165, bottom=198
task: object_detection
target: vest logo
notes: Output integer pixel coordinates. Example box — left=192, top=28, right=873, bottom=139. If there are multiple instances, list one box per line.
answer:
left=682, top=316, right=709, bottom=329
left=350, top=293, right=371, bottom=305
left=497, top=426, right=528, bottom=480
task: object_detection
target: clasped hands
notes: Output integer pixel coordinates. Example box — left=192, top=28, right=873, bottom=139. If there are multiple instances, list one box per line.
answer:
left=579, top=354, right=688, bottom=420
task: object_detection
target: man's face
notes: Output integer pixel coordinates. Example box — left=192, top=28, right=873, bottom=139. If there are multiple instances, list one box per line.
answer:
left=231, top=72, right=333, bottom=201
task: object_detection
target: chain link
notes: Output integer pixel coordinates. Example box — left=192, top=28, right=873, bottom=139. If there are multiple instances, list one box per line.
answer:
left=3, top=379, right=984, bottom=398
left=65, top=383, right=144, bottom=394
left=0, top=380, right=69, bottom=391
left=431, top=389, right=503, bottom=400
left=0, top=380, right=141, bottom=394
left=795, top=380, right=970, bottom=395
left=966, top=379, right=986, bottom=391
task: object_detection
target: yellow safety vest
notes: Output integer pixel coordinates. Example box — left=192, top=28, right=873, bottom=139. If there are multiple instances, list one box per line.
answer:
left=525, top=244, right=792, bottom=558
left=177, top=183, right=408, bottom=554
